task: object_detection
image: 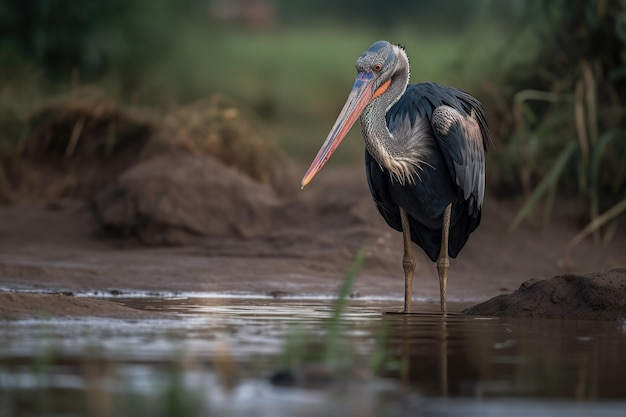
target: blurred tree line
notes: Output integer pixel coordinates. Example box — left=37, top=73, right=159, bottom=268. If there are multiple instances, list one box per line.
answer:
left=275, top=0, right=524, bottom=28
left=0, top=0, right=194, bottom=81
left=0, top=0, right=525, bottom=81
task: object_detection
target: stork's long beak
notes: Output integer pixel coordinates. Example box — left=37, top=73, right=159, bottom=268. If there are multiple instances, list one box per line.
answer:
left=301, top=71, right=376, bottom=188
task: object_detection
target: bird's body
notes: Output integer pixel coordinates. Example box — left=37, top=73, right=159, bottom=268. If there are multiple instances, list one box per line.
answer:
left=367, top=82, right=488, bottom=262
left=301, top=41, right=491, bottom=313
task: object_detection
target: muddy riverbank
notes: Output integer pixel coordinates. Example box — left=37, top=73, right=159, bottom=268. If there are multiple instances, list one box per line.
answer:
left=1, top=164, right=624, bottom=320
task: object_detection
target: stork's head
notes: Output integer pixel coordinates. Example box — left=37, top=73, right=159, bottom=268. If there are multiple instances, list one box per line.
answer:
left=301, top=40, right=409, bottom=188
left=355, top=41, right=409, bottom=95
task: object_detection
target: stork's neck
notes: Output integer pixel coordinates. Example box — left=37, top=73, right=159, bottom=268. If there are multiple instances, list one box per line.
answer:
left=359, top=63, right=420, bottom=184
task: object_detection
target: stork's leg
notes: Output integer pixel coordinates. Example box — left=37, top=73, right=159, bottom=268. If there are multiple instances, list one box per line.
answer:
left=400, top=207, right=415, bottom=313
left=437, top=204, right=452, bottom=314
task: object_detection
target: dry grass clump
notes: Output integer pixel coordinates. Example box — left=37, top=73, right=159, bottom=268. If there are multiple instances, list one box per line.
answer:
left=144, top=94, right=293, bottom=196
left=0, top=90, right=293, bottom=204
left=23, top=88, right=151, bottom=159
left=0, top=88, right=152, bottom=204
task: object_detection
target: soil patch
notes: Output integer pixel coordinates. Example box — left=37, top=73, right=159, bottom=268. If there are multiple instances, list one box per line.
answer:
left=0, top=292, right=161, bottom=320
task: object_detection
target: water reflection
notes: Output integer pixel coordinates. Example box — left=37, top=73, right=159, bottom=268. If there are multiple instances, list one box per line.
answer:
left=376, top=308, right=626, bottom=399
left=0, top=297, right=625, bottom=416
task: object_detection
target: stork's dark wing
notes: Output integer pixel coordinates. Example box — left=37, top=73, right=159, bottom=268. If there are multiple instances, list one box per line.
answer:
left=388, top=83, right=491, bottom=208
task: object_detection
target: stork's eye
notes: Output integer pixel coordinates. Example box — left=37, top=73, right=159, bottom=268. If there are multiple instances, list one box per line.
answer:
left=373, top=63, right=383, bottom=71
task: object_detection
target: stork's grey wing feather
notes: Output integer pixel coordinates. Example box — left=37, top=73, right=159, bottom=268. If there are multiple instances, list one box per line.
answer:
left=431, top=105, right=486, bottom=206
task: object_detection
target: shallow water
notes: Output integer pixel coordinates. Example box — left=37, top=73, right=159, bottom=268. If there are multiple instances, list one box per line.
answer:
left=1, top=296, right=625, bottom=416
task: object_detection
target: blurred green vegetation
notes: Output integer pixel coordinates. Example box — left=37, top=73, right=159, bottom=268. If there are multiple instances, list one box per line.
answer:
left=0, top=1, right=530, bottom=161
left=500, top=0, right=626, bottom=245
left=1, top=0, right=625, bottom=238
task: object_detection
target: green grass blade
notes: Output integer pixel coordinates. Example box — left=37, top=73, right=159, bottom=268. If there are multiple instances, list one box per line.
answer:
left=323, top=246, right=368, bottom=367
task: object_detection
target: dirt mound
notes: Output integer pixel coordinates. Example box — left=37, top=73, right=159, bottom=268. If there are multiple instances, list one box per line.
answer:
left=94, top=154, right=278, bottom=245
left=462, top=269, right=626, bottom=320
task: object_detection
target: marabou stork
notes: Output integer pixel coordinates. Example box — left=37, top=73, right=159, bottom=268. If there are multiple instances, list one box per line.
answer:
left=301, top=40, right=491, bottom=314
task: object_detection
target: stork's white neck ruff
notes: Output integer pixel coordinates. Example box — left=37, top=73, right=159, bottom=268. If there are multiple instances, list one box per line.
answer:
left=359, top=44, right=432, bottom=185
